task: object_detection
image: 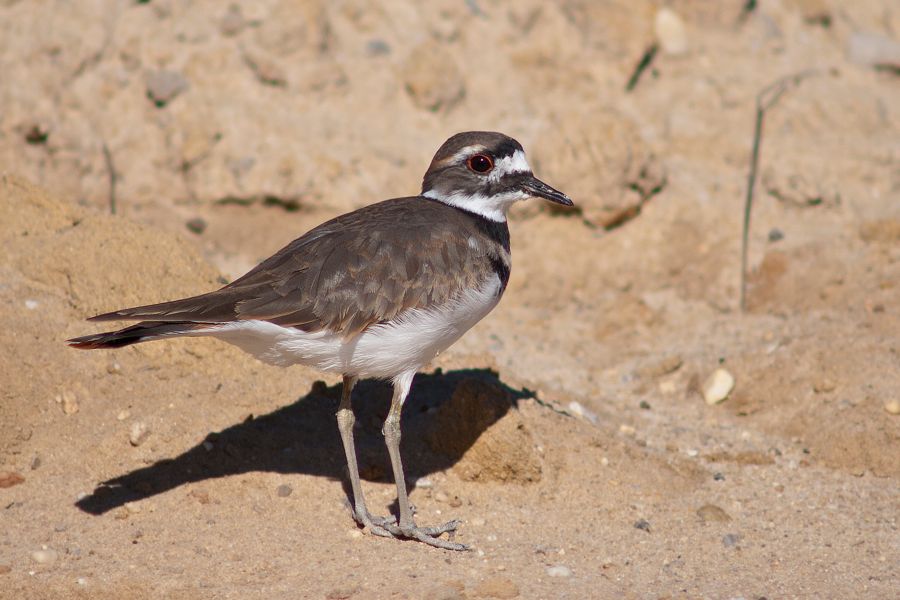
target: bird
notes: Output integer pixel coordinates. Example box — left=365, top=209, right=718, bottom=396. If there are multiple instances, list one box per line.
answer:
left=68, top=131, right=573, bottom=551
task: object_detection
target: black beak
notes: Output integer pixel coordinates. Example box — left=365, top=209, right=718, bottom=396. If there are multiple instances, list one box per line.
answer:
left=520, top=175, right=574, bottom=206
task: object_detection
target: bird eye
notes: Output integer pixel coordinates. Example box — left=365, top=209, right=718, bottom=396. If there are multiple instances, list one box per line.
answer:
left=467, top=154, right=494, bottom=174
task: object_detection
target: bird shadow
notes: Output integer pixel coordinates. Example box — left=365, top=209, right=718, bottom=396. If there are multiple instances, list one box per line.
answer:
left=76, top=368, right=533, bottom=516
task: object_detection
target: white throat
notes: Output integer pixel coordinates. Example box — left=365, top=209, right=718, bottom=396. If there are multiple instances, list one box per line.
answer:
left=423, top=189, right=527, bottom=222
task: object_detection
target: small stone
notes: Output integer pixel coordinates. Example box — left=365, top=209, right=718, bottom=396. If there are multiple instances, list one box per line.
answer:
left=567, top=401, right=598, bottom=424
left=347, top=529, right=363, bottom=539
left=0, top=471, right=25, bottom=488
left=76, top=577, right=88, bottom=586
left=106, top=362, right=122, bottom=375
left=722, top=533, right=741, bottom=547
left=696, top=504, right=732, bottom=523
left=185, top=217, right=207, bottom=235
left=619, top=424, right=636, bottom=436
left=188, top=489, right=211, bottom=505
left=847, top=32, right=900, bottom=69
left=768, top=228, right=785, bottom=242
left=276, top=484, right=293, bottom=498
left=702, top=368, right=735, bottom=405
left=654, top=8, right=688, bottom=55
left=30, top=455, right=41, bottom=470
left=415, top=477, right=434, bottom=489
left=366, top=39, right=391, bottom=57
left=883, top=400, right=900, bottom=415
left=30, top=549, right=58, bottom=564
left=24, top=299, right=39, bottom=310
left=633, top=519, right=651, bottom=533
left=219, top=4, right=245, bottom=36
left=57, top=390, right=80, bottom=415
left=546, top=565, right=572, bottom=578
left=325, top=585, right=359, bottom=599
left=639, top=400, right=651, bottom=410
left=713, top=472, right=725, bottom=481
left=129, top=421, right=150, bottom=446
left=636, top=355, right=683, bottom=378
left=124, top=501, right=142, bottom=515
left=146, top=70, right=189, bottom=107
left=54, top=524, right=67, bottom=532
left=116, top=410, right=130, bottom=421
left=474, top=576, right=520, bottom=598
left=429, top=582, right=465, bottom=600
left=812, top=378, right=836, bottom=393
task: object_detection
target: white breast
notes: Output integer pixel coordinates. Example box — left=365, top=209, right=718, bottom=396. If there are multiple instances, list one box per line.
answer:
left=204, top=275, right=503, bottom=379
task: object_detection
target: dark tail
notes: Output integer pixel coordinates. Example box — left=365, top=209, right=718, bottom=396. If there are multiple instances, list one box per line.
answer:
left=67, top=321, right=210, bottom=350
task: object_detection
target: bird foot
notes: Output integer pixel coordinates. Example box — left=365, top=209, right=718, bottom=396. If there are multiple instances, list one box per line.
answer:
left=381, top=519, right=470, bottom=551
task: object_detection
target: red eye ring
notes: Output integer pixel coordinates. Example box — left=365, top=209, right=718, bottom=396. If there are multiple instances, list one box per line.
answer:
left=467, top=154, right=494, bottom=173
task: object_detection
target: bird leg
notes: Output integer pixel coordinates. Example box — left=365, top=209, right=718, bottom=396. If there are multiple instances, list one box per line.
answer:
left=380, top=371, right=470, bottom=551
left=336, top=375, right=394, bottom=536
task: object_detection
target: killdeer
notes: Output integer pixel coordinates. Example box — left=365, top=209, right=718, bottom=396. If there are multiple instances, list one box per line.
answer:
left=69, top=131, right=573, bottom=551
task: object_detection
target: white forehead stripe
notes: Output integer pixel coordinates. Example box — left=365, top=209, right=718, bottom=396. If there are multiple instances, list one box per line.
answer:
left=489, top=150, right=531, bottom=183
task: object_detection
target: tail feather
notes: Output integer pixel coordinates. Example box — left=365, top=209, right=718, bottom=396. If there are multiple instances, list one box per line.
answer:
left=67, top=321, right=211, bottom=350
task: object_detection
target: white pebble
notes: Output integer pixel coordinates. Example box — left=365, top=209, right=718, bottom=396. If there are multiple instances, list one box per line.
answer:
left=655, top=8, right=688, bottom=55
left=129, top=422, right=150, bottom=446
left=415, top=477, right=434, bottom=489
left=547, top=565, right=572, bottom=578
left=619, top=424, right=636, bottom=436
left=30, top=549, right=58, bottom=564
left=884, top=400, right=900, bottom=415
left=56, top=390, right=79, bottom=415
left=77, top=577, right=88, bottom=586
left=703, top=368, right=735, bottom=405
left=116, top=410, right=130, bottom=421
left=25, top=299, right=39, bottom=310
left=567, top=401, right=598, bottom=424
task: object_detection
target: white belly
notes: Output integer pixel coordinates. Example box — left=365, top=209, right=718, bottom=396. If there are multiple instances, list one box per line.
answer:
left=205, top=275, right=503, bottom=379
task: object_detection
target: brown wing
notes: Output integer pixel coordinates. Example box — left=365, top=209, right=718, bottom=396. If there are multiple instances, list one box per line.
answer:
left=89, top=198, right=495, bottom=337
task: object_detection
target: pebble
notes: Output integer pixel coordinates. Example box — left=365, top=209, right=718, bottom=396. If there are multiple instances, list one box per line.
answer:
left=884, top=400, right=900, bottom=415
left=474, top=576, right=520, bottom=598
left=768, top=228, right=785, bottom=242
left=129, top=421, right=150, bottom=446
left=546, top=565, right=572, bottom=578
left=812, top=378, right=836, bottom=393
left=415, top=477, right=434, bottom=489
left=185, top=217, right=207, bottom=235
left=567, top=401, right=598, bottom=424
left=30, top=548, right=58, bottom=564
left=347, top=529, right=363, bottom=540
left=276, top=484, right=293, bottom=497
left=847, top=32, right=900, bottom=68
left=24, top=299, right=39, bottom=310
left=722, top=533, right=741, bottom=548
left=0, top=471, right=25, bottom=488
left=655, top=8, right=688, bottom=55
left=56, top=390, right=79, bottom=415
left=637, top=355, right=683, bottom=378
left=696, top=504, right=732, bottom=523
left=702, top=368, right=735, bottom=405
left=145, top=70, right=189, bottom=107
left=117, top=409, right=130, bottom=421
left=619, top=424, right=636, bottom=437
left=633, top=519, right=651, bottom=533
left=30, top=455, right=41, bottom=470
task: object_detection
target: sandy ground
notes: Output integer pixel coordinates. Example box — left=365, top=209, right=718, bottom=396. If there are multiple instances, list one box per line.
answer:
left=2, top=1, right=899, bottom=598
